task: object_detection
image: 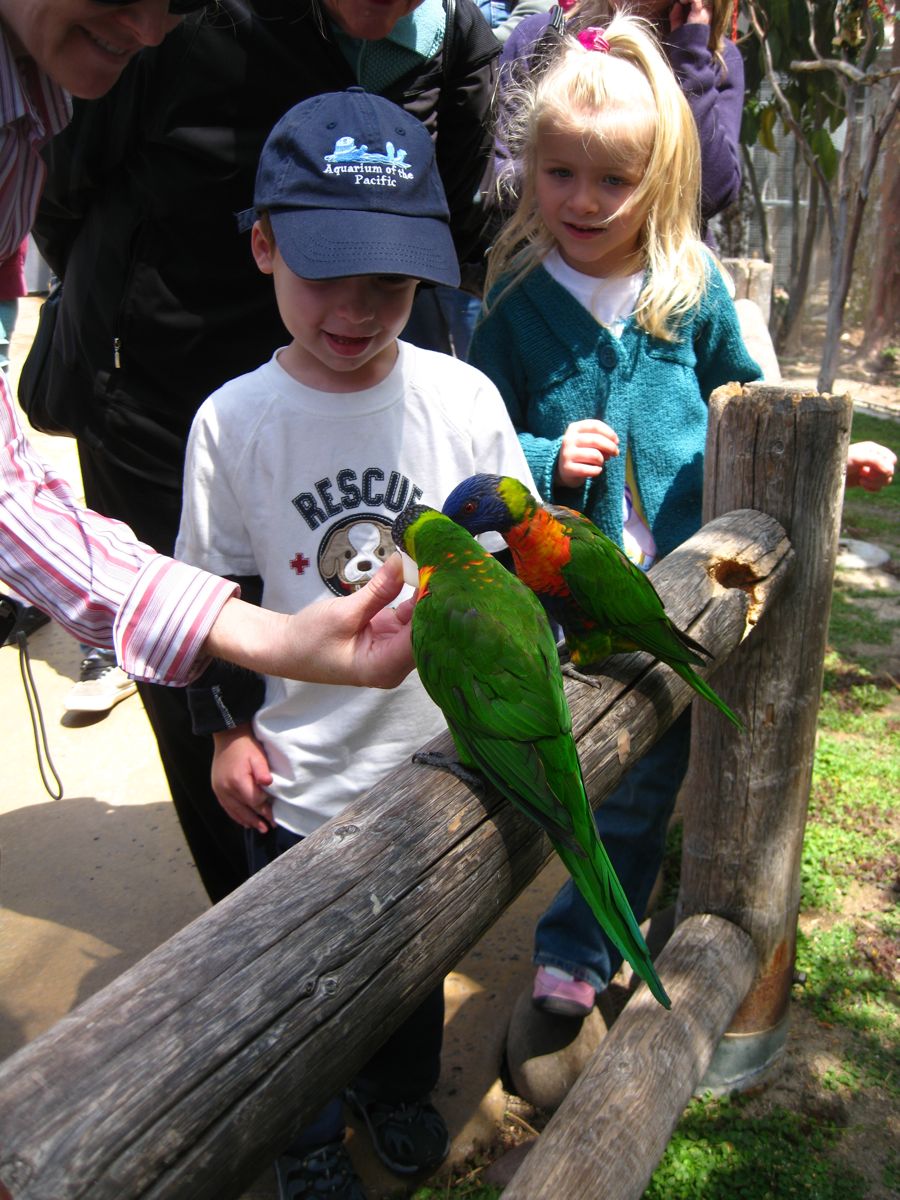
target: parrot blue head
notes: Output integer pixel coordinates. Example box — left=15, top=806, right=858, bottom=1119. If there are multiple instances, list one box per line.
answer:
left=443, top=474, right=535, bottom=536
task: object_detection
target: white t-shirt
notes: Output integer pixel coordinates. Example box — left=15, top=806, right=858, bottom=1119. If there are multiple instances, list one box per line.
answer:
left=543, top=251, right=657, bottom=569
left=543, top=249, right=643, bottom=336
left=176, top=341, right=536, bottom=834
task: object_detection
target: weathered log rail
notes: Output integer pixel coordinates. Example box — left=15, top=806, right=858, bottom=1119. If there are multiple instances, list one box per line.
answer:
left=502, top=915, right=758, bottom=1200
left=0, top=500, right=792, bottom=1199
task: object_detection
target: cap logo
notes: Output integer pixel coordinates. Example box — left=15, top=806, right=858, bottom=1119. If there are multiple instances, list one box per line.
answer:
left=324, top=135, right=413, bottom=188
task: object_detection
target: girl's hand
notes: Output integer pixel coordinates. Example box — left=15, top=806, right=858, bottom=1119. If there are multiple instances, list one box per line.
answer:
left=211, top=724, right=274, bottom=833
left=669, top=0, right=712, bottom=31
left=554, top=418, right=620, bottom=488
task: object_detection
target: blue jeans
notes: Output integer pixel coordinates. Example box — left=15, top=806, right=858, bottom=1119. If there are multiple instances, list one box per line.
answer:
left=534, top=709, right=692, bottom=993
left=476, top=0, right=514, bottom=26
left=245, top=824, right=445, bottom=1154
left=0, top=298, right=18, bottom=374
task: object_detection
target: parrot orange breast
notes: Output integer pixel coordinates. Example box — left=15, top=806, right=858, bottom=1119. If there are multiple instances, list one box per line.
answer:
left=504, top=509, right=573, bottom=599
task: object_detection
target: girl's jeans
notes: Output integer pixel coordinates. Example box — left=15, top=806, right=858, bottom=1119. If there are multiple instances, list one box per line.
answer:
left=533, top=709, right=692, bottom=993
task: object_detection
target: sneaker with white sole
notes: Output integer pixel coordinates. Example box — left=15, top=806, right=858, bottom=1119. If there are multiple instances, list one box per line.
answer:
left=64, top=651, right=137, bottom=714
left=532, top=966, right=596, bottom=1018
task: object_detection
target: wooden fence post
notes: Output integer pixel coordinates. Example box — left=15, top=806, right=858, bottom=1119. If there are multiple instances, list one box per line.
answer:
left=678, top=383, right=853, bottom=1091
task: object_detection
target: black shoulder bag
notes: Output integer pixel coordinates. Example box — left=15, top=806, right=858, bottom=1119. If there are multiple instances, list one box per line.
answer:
left=17, top=280, right=73, bottom=437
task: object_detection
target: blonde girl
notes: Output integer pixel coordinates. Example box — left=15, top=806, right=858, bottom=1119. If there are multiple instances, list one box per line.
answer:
left=497, top=0, right=744, bottom=235
left=474, top=10, right=759, bottom=559
left=469, top=12, right=760, bottom=1023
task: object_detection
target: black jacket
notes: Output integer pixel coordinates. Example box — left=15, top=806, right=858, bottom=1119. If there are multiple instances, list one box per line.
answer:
left=32, top=0, right=499, bottom=517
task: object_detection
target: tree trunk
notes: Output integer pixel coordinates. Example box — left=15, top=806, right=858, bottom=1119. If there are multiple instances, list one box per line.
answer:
left=777, top=169, right=820, bottom=356
left=863, top=15, right=900, bottom=357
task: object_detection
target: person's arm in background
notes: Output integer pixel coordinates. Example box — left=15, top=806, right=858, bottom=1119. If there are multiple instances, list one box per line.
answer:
left=845, top=442, right=896, bottom=493
left=665, top=9, right=743, bottom=225
left=491, top=0, right=557, bottom=44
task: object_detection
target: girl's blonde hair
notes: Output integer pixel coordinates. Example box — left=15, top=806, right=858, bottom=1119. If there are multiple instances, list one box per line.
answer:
left=488, top=11, right=708, bottom=341
left=565, top=1, right=735, bottom=69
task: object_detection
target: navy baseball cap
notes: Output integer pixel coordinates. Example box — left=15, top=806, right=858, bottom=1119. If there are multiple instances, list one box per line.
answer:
left=252, top=89, right=460, bottom=287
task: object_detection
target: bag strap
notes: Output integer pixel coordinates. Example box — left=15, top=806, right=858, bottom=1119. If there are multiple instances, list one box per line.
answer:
left=443, top=0, right=457, bottom=88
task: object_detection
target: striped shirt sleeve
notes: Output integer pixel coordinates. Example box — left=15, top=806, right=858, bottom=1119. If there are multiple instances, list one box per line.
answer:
left=0, top=38, right=71, bottom=261
left=0, top=372, right=237, bottom=685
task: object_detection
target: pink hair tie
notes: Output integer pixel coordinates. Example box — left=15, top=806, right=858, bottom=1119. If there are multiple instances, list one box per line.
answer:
left=577, top=27, right=611, bottom=52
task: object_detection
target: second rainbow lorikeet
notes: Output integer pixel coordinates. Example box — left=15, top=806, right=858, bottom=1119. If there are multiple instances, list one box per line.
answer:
left=391, top=502, right=670, bottom=1009
left=442, top=474, right=741, bottom=728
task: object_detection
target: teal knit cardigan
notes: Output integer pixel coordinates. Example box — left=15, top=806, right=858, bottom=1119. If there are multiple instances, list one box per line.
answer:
left=468, top=261, right=762, bottom=559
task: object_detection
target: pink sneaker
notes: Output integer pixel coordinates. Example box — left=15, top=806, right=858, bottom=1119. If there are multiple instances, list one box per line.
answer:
left=532, top=966, right=595, bottom=1017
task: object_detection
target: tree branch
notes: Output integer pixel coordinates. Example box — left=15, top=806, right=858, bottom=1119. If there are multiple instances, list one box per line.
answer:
left=747, top=1, right=835, bottom=236
left=790, top=58, right=900, bottom=85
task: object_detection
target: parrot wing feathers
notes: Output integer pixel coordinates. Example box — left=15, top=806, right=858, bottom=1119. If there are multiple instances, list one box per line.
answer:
left=552, top=506, right=709, bottom=667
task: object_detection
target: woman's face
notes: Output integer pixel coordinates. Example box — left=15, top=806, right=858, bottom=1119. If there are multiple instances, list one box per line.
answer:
left=321, top=0, right=425, bottom=41
left=0, top=0, right=180, bottom=98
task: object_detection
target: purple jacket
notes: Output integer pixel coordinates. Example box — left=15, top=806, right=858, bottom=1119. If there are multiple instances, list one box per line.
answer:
left=501, top=13, right=744, bottom=229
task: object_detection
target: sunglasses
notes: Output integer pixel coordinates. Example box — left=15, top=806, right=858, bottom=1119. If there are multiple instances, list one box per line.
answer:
left=91, top=0, right=212, bottom=14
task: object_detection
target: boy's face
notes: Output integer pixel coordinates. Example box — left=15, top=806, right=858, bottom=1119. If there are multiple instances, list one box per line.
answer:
left=252, top=224, right=418, bottom=393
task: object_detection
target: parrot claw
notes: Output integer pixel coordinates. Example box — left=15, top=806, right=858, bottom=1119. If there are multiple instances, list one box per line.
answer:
left=412, top=750, right=486, bottom=792
left=561, top=661, right=604, bottom=690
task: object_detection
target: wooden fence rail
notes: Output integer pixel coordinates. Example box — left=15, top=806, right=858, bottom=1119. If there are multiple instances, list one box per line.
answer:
left=0, top=501, right=792, bottom=1200
left=502, top=914, right=758, bottom=1200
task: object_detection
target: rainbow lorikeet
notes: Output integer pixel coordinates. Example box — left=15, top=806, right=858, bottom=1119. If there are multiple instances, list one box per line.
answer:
left=392, top=503, right=670, bottom=1009
left=442, top=474, right=741, bottom=729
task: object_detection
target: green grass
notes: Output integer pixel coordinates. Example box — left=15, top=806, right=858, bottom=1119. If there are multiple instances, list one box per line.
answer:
left=406, top=1175, right=501, bottom=1200
left=794, top=919, right=898, bottom=1094
left=645, top=1095, right=865, bottom=1200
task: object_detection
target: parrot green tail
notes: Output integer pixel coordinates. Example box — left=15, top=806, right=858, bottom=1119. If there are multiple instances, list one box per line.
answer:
left=671, top=661, right=743, bottom=730
left=552, top=838, right=671, bottom=1010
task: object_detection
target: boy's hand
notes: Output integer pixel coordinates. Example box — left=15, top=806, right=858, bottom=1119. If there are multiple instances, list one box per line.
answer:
left=211, top=724, right=274, bottom=833
left=845, top=441, right=896, bottom=493
left=554, top=418, right=620, bottom=489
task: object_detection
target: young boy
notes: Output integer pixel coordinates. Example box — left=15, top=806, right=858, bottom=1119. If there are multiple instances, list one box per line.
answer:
left=175, top=89, right=535, bottom=1200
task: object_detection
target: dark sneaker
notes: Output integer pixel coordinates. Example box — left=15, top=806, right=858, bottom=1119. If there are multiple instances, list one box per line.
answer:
left=275, top=1141, right=365, bottom=1200
left=345, top=1089, right=450, bottom=1176
left=2, top=599, right=50, bottom=646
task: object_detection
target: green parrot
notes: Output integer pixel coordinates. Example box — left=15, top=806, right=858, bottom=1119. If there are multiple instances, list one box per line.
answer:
left=392, top=502, right=670, bottom=1009
left=442, top=474, right=741, bottom=729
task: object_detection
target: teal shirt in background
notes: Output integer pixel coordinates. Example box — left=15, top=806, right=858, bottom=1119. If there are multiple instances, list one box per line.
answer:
left=331, top=0, right=447, bottom=92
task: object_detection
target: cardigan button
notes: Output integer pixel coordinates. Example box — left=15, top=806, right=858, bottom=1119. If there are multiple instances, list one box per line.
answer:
left=598, top=345, right=617, bottom=370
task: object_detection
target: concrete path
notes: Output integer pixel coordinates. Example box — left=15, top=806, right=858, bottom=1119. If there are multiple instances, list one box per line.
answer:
left=0, top=297, right=568, bottom=1197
